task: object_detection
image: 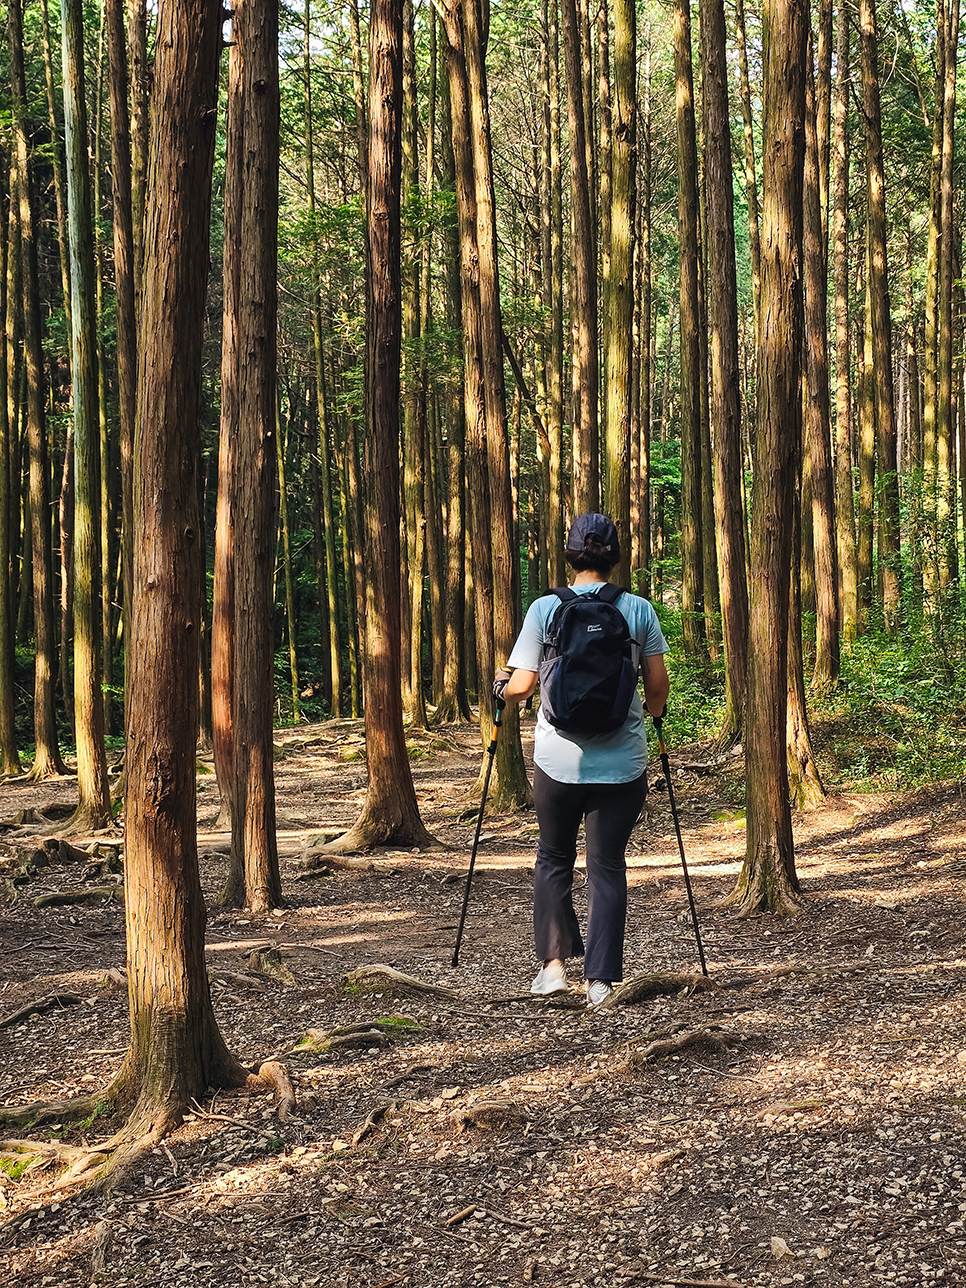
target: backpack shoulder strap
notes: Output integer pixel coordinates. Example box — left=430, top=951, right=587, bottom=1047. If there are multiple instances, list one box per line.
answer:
left=552, top=586, right=577, bottom=604
left=597, top=583, right=624, bottom=604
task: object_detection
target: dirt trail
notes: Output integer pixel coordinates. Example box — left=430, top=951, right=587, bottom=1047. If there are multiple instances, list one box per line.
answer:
left=1, top=717, right=965, bottom=1287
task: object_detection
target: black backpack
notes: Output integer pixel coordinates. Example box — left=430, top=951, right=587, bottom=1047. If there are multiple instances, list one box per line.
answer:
left=538, top=584, right=637, bottom=736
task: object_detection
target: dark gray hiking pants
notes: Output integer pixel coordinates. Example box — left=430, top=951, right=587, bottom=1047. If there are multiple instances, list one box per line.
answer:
left=532, top=763, right=647, bottom=984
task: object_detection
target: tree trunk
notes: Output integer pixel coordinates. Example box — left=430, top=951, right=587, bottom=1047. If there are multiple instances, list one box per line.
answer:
left=121, top=0, right=251, bottom=1143
left=10, top=0, right=67, bottom=781
left=787, top=448, right=826, bottom=808
left=63, top=0, right=112, bottom=825
left=856, top=242, right=875, bottom=629
left=803, top=29, right=839, bottom=688
left=634, top=30, right=653, bottom=597
left=106, top=0, right=137, bottom=750
left=733, top=0, right=762, bottom=346
left=460, top=0, right=530, bottom=809
left=701, top=0, right=748, bottom=745
left=401, top=0, right=426, bottom=728
left=832, top=0, right=857, bottom=639
left=276, top=405, right=299, bottom=723
left=561, top=0, right=598, bottom=511
left=603, top=0, right=634, bottom=590
left=858, top=0, right=900, bottom=628
left=126, top=0, right=149, bottom=301
left=39, top=0, right=73, bottom=358
left=231, top=0, right=281, bottom=913
left=212, top=19, right=243, bottom=836
left=730, top=0, right=807, bottom=918
left=673, top=0, right=705, bottom=660
left=936, top=0, right=960, bottom=594
left=0, top=188, right=19, bottom=774
left=304, top=0, right=341, bottom=716
left=331, top=0, right=436, bottom=854
left=433, top=49, right=470, bottom=725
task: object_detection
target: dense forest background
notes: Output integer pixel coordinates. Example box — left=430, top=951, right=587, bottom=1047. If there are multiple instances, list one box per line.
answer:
left=2, top=0, right=965, bottom=824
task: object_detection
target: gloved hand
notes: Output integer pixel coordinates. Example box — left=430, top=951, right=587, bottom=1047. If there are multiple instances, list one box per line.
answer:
left=492, top=670, right=510, bottom=704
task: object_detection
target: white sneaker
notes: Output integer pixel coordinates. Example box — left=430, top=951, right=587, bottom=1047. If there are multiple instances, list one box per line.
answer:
left=531, top=961, right=568, bottom=995
left=585, top=980, right=614, bottom=1007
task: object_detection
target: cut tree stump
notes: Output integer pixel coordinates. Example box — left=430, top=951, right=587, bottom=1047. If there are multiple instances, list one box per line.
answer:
left=246, top=947, right=299, bottom=987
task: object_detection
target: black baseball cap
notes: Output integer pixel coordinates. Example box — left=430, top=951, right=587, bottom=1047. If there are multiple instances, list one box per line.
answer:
left=566, top=512, right=621, bottom=559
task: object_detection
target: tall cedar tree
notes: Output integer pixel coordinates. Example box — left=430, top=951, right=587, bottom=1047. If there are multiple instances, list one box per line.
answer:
left=803, top=28, right=839, bottom=688
left=106, top=0, right=137, bottom=739
left=231, top=0, right=282, bottom=911
left=327, top=0, right=436, bottom=853
left=63, top=0, right=111, bottom=825
left=0, top=0, right=292, bottom=1175
left=561, top=0, right=598, bottom=511
left=673, top=0, right=705, bottom=660
left=730, top=0, right=807, bottom=916
left=603, top=0, right=635, bottom=587
left=10, top=0, right=65, bottom=780
left=701, top=0, right=748, bottom=744
left=859, top=0, right=901, bottom=627
left=212, top=12, right=243, bottom=833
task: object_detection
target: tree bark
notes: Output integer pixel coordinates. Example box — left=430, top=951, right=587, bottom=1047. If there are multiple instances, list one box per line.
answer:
left=0, top=184, right=19, bottom=774
left=673, top=0, right=705, bottom=660
left=561, top=0, right=598, bottom=511
left=121, top=0, right=250, bottom=1139
left=858, top=0, right=901, bottom=628
left=936, top=0, right=960, bottom=594
left=832, top=0, right=857, bottom=639
left=10, top=0, right=67, bottom=782
left=63, top=0, right=112, bottom=825
left=231, top=0, right=281, bottom=912
left=856, top=241, right=875, bottom=629
left=803, top=29, right=839, bottom=688
left=730, top=0, right=807, bottom=917
left=106, top=0, right=137, bottom=751
left=212, top=19, right=243, bottom=835
left=733, top=0, right=761, bottom=347
left=331, top=0, right=435, bottom=854
left=701, top=0, right=748, bottom=744
left=462, top=0, right=530, bottom=807
left=603, top=0, right=635, bottom=590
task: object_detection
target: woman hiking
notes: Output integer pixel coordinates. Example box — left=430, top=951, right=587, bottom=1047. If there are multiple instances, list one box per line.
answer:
left=494, top=513, right=670, bottom=1007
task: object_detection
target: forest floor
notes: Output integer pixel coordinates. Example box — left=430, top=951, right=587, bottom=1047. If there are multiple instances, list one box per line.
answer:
left=1, top=713, right=966, bottom=1288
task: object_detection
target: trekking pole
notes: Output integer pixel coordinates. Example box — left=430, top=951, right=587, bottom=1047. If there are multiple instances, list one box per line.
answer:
left=452, top=697, right=504, bottom=968
left=654, top=715, right=709, bottom=977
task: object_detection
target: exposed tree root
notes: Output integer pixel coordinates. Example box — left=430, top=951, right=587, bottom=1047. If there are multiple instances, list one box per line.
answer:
left=296, top=849, right=380, bottom=876
left=343, top=964, right=458, bottom=998
left=292, top=1017, right=421, bottom=1054
left=716, top=959, right=869, bottom=990
left=0, top=1055, right=296, bottom=1193
left=622, top=1024, right=740, bottom=1067
left=0, top=992, right=83, bottom=1029
left=322, top=822, right=445, bottom=855
left=609, top=972, right=714, bottom=1007
left=0, top=1091, right=104, bottom=1132
left=246, top=1060, right=296, bottom=1122
left=450, top=1098, right=528, bottom=1130
left=32, top=885, right=121, bottom=908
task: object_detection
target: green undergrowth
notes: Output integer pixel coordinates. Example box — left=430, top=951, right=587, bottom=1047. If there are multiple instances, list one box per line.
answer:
left=657, top=605, right=966, bottom=795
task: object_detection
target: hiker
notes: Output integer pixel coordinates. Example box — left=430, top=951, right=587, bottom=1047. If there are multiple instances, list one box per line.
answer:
left=494, top=513, right=670, bottom=1007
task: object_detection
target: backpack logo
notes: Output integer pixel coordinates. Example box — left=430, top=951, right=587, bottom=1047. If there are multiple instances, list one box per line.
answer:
left=538, top=585, right=637, bottom=736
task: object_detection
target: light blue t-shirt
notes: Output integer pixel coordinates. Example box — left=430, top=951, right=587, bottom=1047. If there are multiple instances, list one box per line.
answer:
left=506, top=584, right=669, bottom=785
